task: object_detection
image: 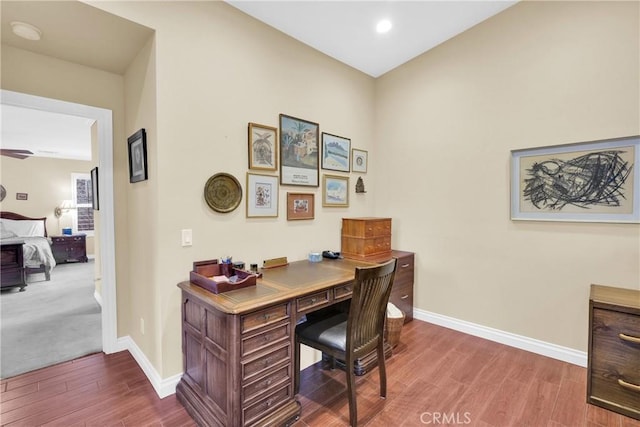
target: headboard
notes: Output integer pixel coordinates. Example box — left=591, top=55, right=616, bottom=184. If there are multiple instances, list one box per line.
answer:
left=0, top=211, right=48, bottom=237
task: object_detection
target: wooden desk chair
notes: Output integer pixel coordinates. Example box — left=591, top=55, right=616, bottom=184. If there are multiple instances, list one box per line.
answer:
left=294, top=259, right=397, bottom=426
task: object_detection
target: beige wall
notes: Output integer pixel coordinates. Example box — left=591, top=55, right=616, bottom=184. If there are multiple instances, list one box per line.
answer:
left=0, top=155, right=96, bottom=254
left=91, top=0, right=376, bottom=377
left=375, top=1, right=639, bottom=351
left=4, top=0, right=638, bottom=384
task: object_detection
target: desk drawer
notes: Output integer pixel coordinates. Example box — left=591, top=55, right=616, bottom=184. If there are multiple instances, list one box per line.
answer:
left=243, top=383, right=292, bottom=426
left=589, top=307, right=640, bottom=416
left=242, top=322, right=290, bottom=357
left=296, top=290, right=331, bottom=313
left=334, top=283, right=353, bottom=301
left=243, top=363, right=291, bottom=403
left=242, top=344, right=290, bottom=381
left=395, top=254, right=414, bottom=284
left=242, top=303, right=290, bottom=334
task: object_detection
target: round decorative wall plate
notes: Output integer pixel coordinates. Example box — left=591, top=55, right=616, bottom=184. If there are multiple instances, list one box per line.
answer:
left=0, top=185, right=5, bottom=202
left=204, top=173, right=242, bottom=213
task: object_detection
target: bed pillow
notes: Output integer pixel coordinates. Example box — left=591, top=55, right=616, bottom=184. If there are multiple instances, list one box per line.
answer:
left=0, top=218, right=45, bottom=237
left=0, top=222, right=18, bottom=239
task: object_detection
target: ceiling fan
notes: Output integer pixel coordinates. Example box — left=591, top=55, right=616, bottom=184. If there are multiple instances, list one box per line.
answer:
left=0, top=149, right=33, bottom=159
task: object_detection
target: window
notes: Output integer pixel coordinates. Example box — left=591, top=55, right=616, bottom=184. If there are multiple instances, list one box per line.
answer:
left=71, top=173, right=94, bottom=236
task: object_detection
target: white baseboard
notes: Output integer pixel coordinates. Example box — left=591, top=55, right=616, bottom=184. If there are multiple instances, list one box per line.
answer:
left=413, top=308, right=587, bottom=367
left=115, top=310, right=587, bottom=400
left=93, top=290, right=103, bottom=308
left=116, top=336, right=182, bottom=398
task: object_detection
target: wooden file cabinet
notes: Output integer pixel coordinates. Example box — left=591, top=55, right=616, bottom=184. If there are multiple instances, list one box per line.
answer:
left=587, top=284, right=640, bottom=420
left=341, top=217, right=392, bottom=260
left=51, top=235, right=88, bottom=263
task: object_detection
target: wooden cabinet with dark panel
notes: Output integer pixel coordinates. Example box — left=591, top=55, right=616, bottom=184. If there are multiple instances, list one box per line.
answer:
left=51, top=235, right=88, bottom=264
left=1, top=240, right=27, bottom=291
left=588, top=284, right=640, bottom=420
left=176, top=295, right=299, bottom=426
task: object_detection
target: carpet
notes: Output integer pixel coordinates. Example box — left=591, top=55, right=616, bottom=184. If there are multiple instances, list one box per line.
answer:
left=0, top=260, right=102, bottom=379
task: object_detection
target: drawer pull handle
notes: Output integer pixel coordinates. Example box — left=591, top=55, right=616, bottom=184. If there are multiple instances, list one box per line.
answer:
left=263, top=314, right=271, bottom=321
left=310, top=298, right=316, bottom=304
left=264, top=335, right=270, bottom=342
left=401, top=263, right=410, bottom=268
left=619, top=333, right=640, bottom=344
left=401, top=294, right=409, bottom=300
left=618, top=379, right=640, bottom=393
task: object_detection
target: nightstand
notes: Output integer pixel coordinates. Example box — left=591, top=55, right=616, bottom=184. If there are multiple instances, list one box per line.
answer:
left=51, top=235, right=88, bottom=264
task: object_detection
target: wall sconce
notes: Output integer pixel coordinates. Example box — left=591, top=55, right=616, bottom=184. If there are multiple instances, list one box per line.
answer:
left=54, top=200, right=76, bottom=218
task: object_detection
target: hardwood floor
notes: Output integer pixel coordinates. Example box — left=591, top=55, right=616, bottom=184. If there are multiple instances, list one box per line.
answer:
left=1, top=320, right=638, bottom=426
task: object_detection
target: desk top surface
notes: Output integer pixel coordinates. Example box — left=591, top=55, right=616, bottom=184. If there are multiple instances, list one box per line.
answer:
left=178, top=257, right=377, bottom=315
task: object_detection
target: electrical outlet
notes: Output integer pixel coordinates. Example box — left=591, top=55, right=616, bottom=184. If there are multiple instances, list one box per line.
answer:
left=140, top=317, right=145, bottom=335
left=181, top=229, right=192, bottom=247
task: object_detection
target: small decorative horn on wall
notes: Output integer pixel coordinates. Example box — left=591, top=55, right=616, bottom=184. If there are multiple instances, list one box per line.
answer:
left=0, top=149, right=33, bottom=159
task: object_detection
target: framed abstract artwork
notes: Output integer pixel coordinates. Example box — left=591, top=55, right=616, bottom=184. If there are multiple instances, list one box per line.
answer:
left=248, top=122, right=278, bottom=171
left=279, top=114, right=319, bottom=187
left=510, top=135, right=639, bottom=223
left=246, top=173, right=279, bottom=218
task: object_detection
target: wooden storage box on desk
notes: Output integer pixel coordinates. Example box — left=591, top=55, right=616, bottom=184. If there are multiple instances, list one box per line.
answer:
left=189, top=259, right=257, bottom=294
left=341, top=217, right=392, bottom=260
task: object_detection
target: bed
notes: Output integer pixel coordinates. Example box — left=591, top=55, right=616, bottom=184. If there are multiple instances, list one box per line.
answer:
left=0, top=212, right=56, bottom=281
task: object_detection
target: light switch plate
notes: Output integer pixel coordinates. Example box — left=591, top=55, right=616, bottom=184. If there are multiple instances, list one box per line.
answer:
left=181, top=229, right=192, bottom=247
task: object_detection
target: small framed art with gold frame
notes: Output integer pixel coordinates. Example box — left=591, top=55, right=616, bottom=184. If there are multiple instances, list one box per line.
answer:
left=248, top=122, right=278, bottom=171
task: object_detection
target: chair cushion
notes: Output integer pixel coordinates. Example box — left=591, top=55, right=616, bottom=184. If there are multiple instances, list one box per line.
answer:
left=297, top=313, right=348, bottom=352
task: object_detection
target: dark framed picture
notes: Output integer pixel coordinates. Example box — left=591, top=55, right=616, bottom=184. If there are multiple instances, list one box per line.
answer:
left=287, top=192, right=314, bottom=220
left=248, top=122, right=278, bottom=171
left=16, top=192, right=28, bottom=200
left=128, top=128, right=148, bottom=183
left=321, top=132, right=351, bottom=172
left=91, top=167, right=99, bottom=210
left=279, top=114, right=319, bottom=187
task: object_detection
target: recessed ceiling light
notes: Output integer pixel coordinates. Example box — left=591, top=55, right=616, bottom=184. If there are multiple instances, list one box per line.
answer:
left=10, top=21, right=42, bottom=41
left=376, top=19, right=392, bottom=34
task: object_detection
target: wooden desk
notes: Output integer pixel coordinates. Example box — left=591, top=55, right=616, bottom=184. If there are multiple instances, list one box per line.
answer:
left=176, top=253, right=414, bottom=426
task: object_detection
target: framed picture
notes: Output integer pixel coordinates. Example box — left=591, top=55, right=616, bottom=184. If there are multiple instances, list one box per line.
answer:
left=510, top=135, right=639, bottom=223
left=322, top=174, right=349, bottom=207
left=248, top=122, right=278, bottom=171
left=91, top=167, right=99, bottom=210
left=279, top=114, right=319, bottom=187
left=287, top=192, right=314, bottom=220
left=128, top=128, right=148, bottom=183
left=321, top=132, right=351, bottom=172
left=246, top=173, right=279, bottom=218
left=16, top=193, right=28, bottom=201
left=352, top=149, right=368, bottom=173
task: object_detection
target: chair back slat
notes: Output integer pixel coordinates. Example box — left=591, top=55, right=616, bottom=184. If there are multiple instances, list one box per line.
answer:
left=347, top=259, right=397, bottom=355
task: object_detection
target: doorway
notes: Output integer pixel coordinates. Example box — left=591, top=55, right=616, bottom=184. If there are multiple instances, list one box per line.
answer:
left=1, top=89, right=118, bottom=354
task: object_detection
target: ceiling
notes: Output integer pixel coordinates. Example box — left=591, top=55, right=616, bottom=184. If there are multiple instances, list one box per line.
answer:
left=1, top=0, right=153, bottom=161
left=1, top=0, right=516, bottom=160
left=226, top=1, right=517, bottom=78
